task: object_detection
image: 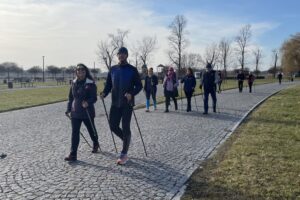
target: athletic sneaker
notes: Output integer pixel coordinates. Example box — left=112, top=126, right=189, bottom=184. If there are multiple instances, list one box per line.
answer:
left=145, top=109, right=150, bottom=112
left=116, top=154, right=128, bottom=165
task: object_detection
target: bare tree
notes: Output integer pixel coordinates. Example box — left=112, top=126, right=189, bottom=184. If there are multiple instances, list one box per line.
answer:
left=272, top=49, right=279, bottom=78
left=182, top=53, right=203, bottom=69
left=139, top=36, right=157, bottom=67
left=204, top=42, right=220, bottom=67
left=219, top=38, right=231, bottom=78
left=97, top=29, right=129, bottom=70
left=168, top=15, right=189, bottom=77
left=253, top=48, right=262, bottom=76
left=130, top=44, right=142, bottom=70
left=235, top=24, right=252, bottom=71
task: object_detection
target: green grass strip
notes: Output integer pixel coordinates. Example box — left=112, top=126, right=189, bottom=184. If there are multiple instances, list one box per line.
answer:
left=182, top=85, right=300, bottom=200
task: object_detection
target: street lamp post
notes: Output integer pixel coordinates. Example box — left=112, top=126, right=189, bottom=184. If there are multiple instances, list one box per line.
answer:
left=93, top=61, right=96, bottom=79
left=42, top=56, right=45, bottom=82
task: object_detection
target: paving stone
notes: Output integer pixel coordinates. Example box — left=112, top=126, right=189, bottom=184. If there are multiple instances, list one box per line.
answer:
left=0, top=82, right=298, bottom=199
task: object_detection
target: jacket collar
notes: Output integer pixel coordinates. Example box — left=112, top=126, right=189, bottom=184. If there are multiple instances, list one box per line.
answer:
left=73, top=78, right=94, bottom=84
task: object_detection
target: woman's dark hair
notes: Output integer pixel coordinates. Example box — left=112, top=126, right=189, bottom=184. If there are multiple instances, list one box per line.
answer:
left=76, top=63, right=94, bottom=80
left=187, top=67, right=193, bottom=75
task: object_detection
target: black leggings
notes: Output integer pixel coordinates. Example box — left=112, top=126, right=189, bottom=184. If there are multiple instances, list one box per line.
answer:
left=109, top=105, right=133, bottom=155
left=165, top=91, right=178, bottom=110
left=184, top=90, right=193, bottom=111
left=70, top=117, right=99, bottom=156
left=238, top=81, right=244, bottom=92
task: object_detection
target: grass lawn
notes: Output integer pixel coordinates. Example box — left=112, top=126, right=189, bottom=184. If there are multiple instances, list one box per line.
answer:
left=0, top=81, right=105, bottom=112
left=182, top=85, right=300, bottom=200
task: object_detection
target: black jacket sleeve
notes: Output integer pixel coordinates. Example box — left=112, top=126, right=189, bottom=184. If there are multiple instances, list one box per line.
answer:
left=192, top=76, right=196, bottom=88
left=67, top=86, right=73, bottom=112
left=143, top=76, right=148, bottom=91
left=102, top=70, right=112, bottom=97
left=153, top=75, right=158, bottom=86
left=130, top=68, right=143, bottom=96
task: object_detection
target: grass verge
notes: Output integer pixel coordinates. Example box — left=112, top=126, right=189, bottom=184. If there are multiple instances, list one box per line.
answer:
left=181, top=85, right=300, bottom=200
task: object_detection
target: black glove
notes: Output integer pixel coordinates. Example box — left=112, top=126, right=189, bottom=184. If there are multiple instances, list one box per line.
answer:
left=199, top=85, right=202, bottom=90
left=65, top=111, right=71, bottom=117
left=99, top=92, right=105, bottom=99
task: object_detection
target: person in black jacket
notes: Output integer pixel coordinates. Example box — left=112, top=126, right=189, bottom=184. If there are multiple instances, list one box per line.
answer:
left=248, top=72, right=255, bottom=93
left=277, top=72, right=283, bottom=84
left=200, top=63, right=219, bottom=114
left=100, top=47, right=142, bottom=165
left=181, top=67, right=196, bottom=112
left=144, top=67, right=158, bottom=112
left=65, top=63, right=99, bottom=162
left=217, top=70, right=223, bottom=93
left=237, top=70, right=245, bottom=92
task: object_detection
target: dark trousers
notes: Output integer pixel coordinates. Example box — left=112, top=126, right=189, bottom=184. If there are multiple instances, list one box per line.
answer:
left=145, top=89, right=156, bottom=101
left=165, top=90, right=178, bottom=111
left=279, top=78, right=282, bottom=84
left=109, top=105, right=133, bottom=155
left=184, top=90, right=193, bottom=111
left=238, top=81, right=244, bottom=92
left=204, top=88, right=217, bottom=113
left=248, top=82, right=253, bottom=93
left=70, top=117, right=99, bottom=156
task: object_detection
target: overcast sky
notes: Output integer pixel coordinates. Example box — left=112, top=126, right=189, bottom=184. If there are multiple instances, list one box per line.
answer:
left=0, top=0, right=299, bottom=71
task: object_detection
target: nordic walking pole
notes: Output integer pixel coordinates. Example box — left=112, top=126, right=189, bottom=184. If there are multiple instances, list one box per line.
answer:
left=180, top=82, right=183, bottom=111
left=65, top=113, right=92, bottom=148
left=101, top=97, right=118, bottom=153
left=193, top=92, right=199, bottom=111
left=85, top=109, right=102, bottom=152
left=132, top=107, right=148, bottom=157
left=214, top=87, right=220, bottom=113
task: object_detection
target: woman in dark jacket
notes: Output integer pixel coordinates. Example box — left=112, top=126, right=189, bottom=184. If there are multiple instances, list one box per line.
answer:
left=144, top=67, right=158, bottom=112
left=181, top=68, right=196, bottom=112
left=65, top=63, right=99, bottom=161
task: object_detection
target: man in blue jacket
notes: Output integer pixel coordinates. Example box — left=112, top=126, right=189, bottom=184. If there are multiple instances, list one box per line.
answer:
left=100, top=47, right=142, bottom=165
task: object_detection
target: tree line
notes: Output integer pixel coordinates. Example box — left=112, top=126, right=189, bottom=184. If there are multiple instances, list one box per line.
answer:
left=97, top=15, right=295, bottom=78
left=0, top=64, right=101, bottom=81
left=1, top=15, right=298, bottom=81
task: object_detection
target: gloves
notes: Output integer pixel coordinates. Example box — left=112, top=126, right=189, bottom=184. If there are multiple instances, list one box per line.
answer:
left=65, top=111, right=71, bottom=117
left=199, top=85, right=202, bottom=90
left=99, top=92, right=105, bottom=99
